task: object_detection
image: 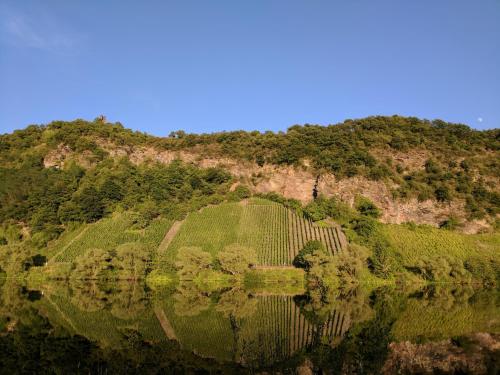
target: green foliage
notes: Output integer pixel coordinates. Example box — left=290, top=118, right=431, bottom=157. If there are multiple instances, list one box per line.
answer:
left=50, top=212, right=171, bottom=263
left=369, top=244, right=398, bottom=279
left=464, top=256, right=499, bottom=286
left=354, top=196, right=381, bottom=218
left=0, top=155, right=232, bottom=249
left=113, top=243, right=151, bottom=280
left=412, top=256, right=470, bottom=282
left=303, top=196, right=355, bottom=223
left=71, top=248, right=113, bottom=280
left=217, top=244, right=257, bottom=275
left=383, top=224, right=499, bottom=284
left=331, top=244, right=366, bottom=284
left=175, top=247, right=212, bottom=279
left=227, top=185, right=251, bottom=202
left=292, top=240, right=326, bottom=269
left=439, top=216, right=460, bottom=230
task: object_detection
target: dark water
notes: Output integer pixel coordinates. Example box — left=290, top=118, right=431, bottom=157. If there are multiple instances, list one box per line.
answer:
left=0, top=280, right=498, bottom=374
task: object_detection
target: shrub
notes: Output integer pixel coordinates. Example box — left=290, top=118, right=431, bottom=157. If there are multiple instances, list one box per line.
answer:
left=355, top=196, right=381, bottom=218
left=303, top=200, right=328, bottom=221
left=369, top=242, right=397, bottom=279
left=464, top=256, right=499, bottom=285
left=113, top=242, right=150, bottom=280
left=332, top=244, right=366, bottom=283
left=413, top=256, right=470, bottom=283
left=351, top=216, right=377, bottom=238
left=71, top=248, right=113, bottom=280
left=435, top=185, right=452, bottom=202
left=228, top=185, right=251, bottom=202
left=175, top=246, right=212, bottom=279
left=217, top=244, right=257, bottom=275
left=293, top=240, right=326, bottom=269
left=439, top=216, right=460, bottom=230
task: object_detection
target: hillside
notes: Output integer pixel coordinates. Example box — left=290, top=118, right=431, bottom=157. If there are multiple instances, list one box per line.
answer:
left=0, top=116, right=498, bottom=285
left=157, top=199, right=346, bottom=268
left=1, top=116, right=498, bottom=233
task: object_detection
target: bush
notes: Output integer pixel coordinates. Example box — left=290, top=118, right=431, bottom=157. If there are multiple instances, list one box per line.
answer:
left=228, top=185, right=251, bottom=202
left=351, top=216, right=377, bottom=239
left=113, top=242, right=151, bottom=280
left=332, top=244, right=366, bottom=283
left=175, top=246, right=212, bottom=279
left=217, top=244, right=257, bottom=275
left=435, top=185, right=452, bottom=202
left=439, top=216, right=460, bottom=230
left=71, top=248, right=113, bottom=280
left=303, top=200, right=328, bottom=221
left=355, top=196, right=381, bottom=218
left=293, top=240, right=326, bottom=269
left=464, top=256, right=499, bottom=285
left=369, top=242, right=397, bottom=279
left=413, top=256, right=470, bottom=283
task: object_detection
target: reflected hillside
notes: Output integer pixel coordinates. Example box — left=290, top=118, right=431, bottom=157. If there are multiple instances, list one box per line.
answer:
left=1, top=278, right=499, bottom=372
left=160, top=288, right=359, bottom=366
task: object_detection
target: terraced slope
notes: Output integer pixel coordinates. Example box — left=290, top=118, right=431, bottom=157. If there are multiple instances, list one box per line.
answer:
left=161, top=199, right=347, bottom=266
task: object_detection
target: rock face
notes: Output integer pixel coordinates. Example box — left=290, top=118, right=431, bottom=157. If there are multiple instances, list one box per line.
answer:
left=382, top=333, right=500, bottom=374
left=43, top=141, right=484, bottom=231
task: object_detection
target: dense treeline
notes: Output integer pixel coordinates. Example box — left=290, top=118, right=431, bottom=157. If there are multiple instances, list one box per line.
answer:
left=1, top=116, right=498, bottom=220
left=0, top=157, right=232, bottom=248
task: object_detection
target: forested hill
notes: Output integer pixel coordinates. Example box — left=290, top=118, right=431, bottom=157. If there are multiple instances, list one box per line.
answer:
left=0, top=115, right=499, bottom=239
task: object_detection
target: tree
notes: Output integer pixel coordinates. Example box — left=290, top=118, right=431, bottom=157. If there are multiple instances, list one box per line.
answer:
left=113, top=242, right=150, bottom=280
left=71, top=248, right=112, bottom=280
left=217, top=244, right=256, bottom=275
left=100, top=178, right=123, bottom=202
left=77, top=187, right=104, bottom=222
left=293, top=241, right=326, bottom=270
left=175, top=247, right=212, bottom=279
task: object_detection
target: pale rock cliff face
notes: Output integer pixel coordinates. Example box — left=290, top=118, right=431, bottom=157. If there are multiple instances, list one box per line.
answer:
left=44, top=141, right=483, bottom=230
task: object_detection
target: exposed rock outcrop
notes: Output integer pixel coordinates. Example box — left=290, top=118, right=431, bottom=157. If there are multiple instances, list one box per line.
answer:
left=43, top=141, right=487, bottom=231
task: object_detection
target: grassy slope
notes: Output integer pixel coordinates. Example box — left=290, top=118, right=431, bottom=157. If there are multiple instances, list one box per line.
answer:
left=46, top=212, right=172, bottom=263
left=383, top=224, right=499, bottom=266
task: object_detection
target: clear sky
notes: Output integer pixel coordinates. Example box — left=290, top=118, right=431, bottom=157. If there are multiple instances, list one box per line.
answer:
left=0, top=0, right=499, bottom=135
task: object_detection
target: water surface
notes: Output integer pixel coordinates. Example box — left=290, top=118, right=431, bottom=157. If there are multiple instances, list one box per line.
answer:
left=0, top=280, right=498, bottom=374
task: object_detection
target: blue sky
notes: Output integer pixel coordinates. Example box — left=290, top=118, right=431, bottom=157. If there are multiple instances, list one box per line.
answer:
left=0, top=0, right=499, bottom=135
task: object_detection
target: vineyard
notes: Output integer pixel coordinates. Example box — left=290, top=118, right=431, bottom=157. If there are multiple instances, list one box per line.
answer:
left=48, top=212, right=172, bottom=263
left=37, top=287, right=168, bottom=347
left=162, top=199, right=347, bottom=266
left=383, top=224, right=500, bottom=266
left=391, top=292, right=500, bottom=341
left=161, top=294, right=351, bottom=365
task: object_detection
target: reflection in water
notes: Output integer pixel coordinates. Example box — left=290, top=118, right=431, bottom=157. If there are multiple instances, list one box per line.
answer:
left=0, top=279, right=498, bottom=373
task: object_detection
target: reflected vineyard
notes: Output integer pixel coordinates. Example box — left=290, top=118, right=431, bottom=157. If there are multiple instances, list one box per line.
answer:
left=1, top=277, right=498, bottom=373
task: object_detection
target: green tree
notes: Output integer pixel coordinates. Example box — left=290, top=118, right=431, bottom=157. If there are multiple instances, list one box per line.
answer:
left=175, top=246, right=212, bottom=279
left=71, top=248, right=112, bottom=280
left=293, top=241, right=326, bottom=270
left=217, top=244, right=256, bottom=275
left=77, top=187, right=105, bottom=222
left=113, top=243, right=151, bottom=280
